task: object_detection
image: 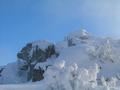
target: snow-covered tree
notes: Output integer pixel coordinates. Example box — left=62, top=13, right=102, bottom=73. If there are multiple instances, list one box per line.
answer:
left=97, top=39, right=114, bottom=62
left=87, top=38, right=115, bottom=63
left=17, top=42, right=58, bottom=82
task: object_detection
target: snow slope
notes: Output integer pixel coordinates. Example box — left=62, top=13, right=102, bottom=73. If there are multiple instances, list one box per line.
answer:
left=0, top=84, right=45, bottom=90
left=1, top=29, right=120, bottom=90
left=0, top=84, right=119, bottom=90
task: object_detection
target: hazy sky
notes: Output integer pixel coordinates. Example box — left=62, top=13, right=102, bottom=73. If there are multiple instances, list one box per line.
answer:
left=0, top=0, right=120, bottom=65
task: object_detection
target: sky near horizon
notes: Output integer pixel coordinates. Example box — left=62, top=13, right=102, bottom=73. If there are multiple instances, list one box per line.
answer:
left=0, top=0, right=120, bottom=65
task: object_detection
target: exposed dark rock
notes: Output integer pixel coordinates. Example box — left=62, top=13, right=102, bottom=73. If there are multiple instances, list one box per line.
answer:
left=32, top=67, right=44, bottom=82
left=0, top=68, right=4, bottom=77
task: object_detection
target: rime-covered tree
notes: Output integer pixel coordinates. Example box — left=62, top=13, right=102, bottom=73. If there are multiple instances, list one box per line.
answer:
left=32, top=45, right=46, bottom=62
left=17, top=42, right=58, bottom=81
left=17, top=43, right=34, bottom=81
left=97, top=39, right=114, bottom=62
left=45, top=45, right=56, bottom=58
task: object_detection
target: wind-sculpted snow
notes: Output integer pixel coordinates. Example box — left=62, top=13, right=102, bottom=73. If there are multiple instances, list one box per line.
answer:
left=0, top=62, right=120, bottom=90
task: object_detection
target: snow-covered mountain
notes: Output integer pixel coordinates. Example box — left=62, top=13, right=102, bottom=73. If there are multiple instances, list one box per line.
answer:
left=0, top=29, right=120, bottom=90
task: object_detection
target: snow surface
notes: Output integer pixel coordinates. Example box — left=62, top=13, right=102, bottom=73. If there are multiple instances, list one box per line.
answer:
left=1, top=30, right=120, bottom=90
left=0, top=62, right=26, bottom=84
left=0, top=64, right=120, bottom=90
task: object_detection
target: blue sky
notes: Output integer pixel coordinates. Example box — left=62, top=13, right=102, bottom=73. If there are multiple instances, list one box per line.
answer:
left=0, top=0, right=120, bottom=65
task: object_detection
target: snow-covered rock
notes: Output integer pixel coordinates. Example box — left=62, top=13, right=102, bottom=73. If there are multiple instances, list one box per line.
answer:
left=68, top=29, right=90, bottom=40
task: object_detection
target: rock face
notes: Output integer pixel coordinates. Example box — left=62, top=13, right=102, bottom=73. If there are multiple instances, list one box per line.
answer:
left=32, top=67, right=44, bottom=82
left=17, top=41, right=58, bottom=82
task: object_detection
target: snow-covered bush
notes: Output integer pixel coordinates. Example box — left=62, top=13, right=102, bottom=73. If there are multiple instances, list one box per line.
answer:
left=87, top=38, right=115, bottom=63
left=44, top=61, right=100, bottom=90
left=97, top=39, right=114, bottom=62
left=87, top=45, right=98, bottom=60
left=44, top=61, right=119, bottom=90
